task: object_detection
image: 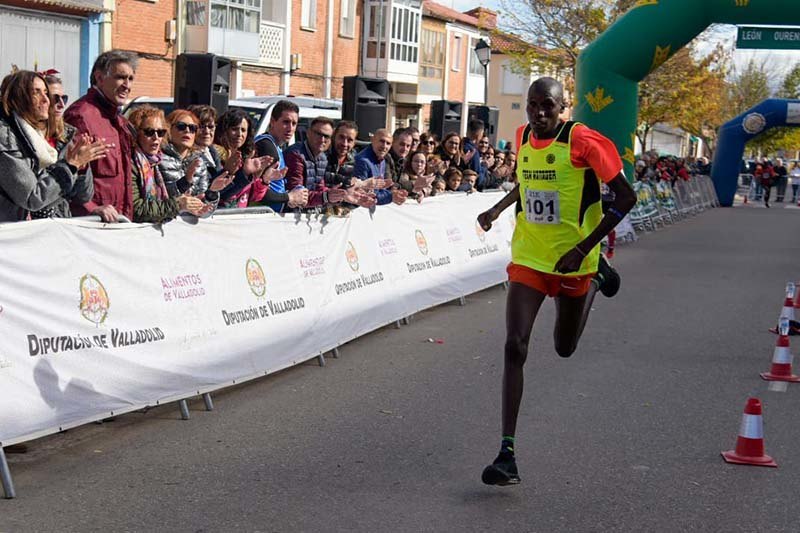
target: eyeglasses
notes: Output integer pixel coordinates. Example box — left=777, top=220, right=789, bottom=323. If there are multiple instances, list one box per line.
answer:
left=199, top=123, right=216, bottom=131
left=142, top=128, right=167, bottom=138
left=423, top=140, right=435, bottom=145
left=311, top=129, right=332, bottom=140
left=52, top=94, right=69, bottom=105
left=174, top=122, right=198, bottom=133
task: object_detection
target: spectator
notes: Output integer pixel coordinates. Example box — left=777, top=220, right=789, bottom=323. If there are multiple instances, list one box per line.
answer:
left=426, top=153, right=447, bottom=180
left=325, top=120, right=358, bottom=189
left=397, top=150, right=434, bottom=202
left=386, top=127, right=413, bottom=183
left=790, top=162, right=800, bottom=204
left=419, top=132, right=438, bottom=155
left=437, top=132, right=467, bottom=171
left=696, top=156, right=711, bottom=176
left=482, top=146, right=502, bottom=189
left=504, top=150, right=517, bottom=177
left=0, top=70, right=104, bottom=222
left=353, top=128, right=408, bottom=206
left=462, top=119, right=485, bottom=188
left=675, top=158, right=690, bottom=182
left=64, top=49, right=138, bottom=222
left=214, top=109, right=273, bottom=208
left=478, top=135, right=491, bottom=156
left=774, top=158, right=788, bottom=202
left=31, top=72, right=96, bottom=219
left=755, top=160, right=775, bottom=207
left=406, top=125, right=421, bottom=152
left=462, top=169, right=479, bottom=192
left=128, top=106, right=208, bottom=223
left=187, top=104, right=227, bottom=197
left=431, top=178, right=447, bottom=196
left=443, top=167, right=463, bottom=192
left=160, top=109, right=204, bottom=197
left=253, top=100, right=307, bottom=212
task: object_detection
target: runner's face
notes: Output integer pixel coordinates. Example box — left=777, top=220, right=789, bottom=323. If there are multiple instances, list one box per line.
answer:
left=527, top=87, right=563, bottom=137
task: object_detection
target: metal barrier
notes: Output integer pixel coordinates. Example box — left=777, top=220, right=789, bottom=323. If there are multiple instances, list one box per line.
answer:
left=210, top=206, right=276, bottom=216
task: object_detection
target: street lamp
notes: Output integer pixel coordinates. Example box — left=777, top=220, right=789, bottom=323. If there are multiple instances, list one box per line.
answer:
left=474, top=38, right=491, bottom=104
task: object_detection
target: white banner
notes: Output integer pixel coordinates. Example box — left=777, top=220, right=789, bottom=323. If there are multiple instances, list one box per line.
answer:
left=0, top=192, right=514, bottom=445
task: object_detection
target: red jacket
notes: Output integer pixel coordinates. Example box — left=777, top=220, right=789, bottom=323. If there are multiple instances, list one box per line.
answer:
left=64, top=88, right=134, bottom=219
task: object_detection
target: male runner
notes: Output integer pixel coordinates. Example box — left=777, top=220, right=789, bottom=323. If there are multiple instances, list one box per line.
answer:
left=476, top=77, right=637, bottom=486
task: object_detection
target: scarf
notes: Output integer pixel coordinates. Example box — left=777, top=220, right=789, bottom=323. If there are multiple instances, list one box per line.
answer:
left=134, top=148, right=168, bottom=201
left=15, top=113, right=58, bottom=169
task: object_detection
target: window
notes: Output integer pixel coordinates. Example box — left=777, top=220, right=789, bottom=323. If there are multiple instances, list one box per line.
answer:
left=388, top=4, right=419, bottom=63
left=366, top=2, right=387, bottom=59
left=340, top=0, right=355, bottom=37
left=186, top=0, right=207, bottom=25
left=420, top=28, right=444, bottom=78
left=469, top=38, right=484, bottom=75
left=301, top=0, right=316, bottom=30
left=452, top=35, right=462, bottom=71
left=210, top=0, right=261, bottom=32
left=501, top=60, right=527, bottom=95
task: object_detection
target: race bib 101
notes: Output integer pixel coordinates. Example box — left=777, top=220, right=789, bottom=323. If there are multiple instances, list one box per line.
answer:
left=524, top=189, right=560, bottom=224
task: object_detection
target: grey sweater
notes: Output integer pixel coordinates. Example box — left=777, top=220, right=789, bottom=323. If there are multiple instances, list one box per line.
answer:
left=0, top=111, right=77, bottom=222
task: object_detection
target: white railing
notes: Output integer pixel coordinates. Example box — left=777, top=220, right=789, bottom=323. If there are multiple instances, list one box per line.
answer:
left=259, top=20, right=285, bottom=68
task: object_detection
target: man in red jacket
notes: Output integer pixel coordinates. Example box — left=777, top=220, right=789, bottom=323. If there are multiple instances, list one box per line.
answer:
left=64, top=50, right=137, bottom=222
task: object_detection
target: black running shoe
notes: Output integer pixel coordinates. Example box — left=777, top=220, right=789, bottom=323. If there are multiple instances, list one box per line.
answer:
left=481, top=453, right=520, bottom=486
left=595, top=254, right=620, bottom=298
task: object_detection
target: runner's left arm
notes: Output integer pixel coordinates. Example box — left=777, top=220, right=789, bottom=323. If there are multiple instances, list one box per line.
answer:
left=554, top=173, right=636, bottom=274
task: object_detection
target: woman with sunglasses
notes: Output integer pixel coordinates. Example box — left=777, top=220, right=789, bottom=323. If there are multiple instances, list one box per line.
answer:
left=128, top=105, right=206, bottom=223
left=418, top=132, right=438, bottom=155
left=0, top=70, right=107, bottom=222
left=160, top=109, right=209, bottom=197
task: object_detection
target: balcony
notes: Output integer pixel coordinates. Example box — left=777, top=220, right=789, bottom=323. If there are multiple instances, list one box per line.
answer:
left=258, top=20, right=285, bottom=68
left=362, top=0, right=421, bottom=84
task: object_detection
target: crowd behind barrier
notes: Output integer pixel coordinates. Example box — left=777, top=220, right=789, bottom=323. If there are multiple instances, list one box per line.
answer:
left=738, top=156, right=800, bottom=206
left=0, top=193, right=514, bottom=498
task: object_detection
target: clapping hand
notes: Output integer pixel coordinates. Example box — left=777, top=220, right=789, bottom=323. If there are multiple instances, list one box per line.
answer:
left=208, top=171, right=233, bottom=192
left=242, top=155, right=274, bottom=176
left=66, top=134, right=112, bottom=169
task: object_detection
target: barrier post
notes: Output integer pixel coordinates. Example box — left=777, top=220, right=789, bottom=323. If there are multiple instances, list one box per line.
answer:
left=178, top=400, right=190, bottom=420
left=202, top=393, right=214, bottom=411
left=459, top=296, right=466, bottom=306
left=395, top=320, right=402, bottom=329
left=402, top=317, right=410, bottom=325
left=331, top=347, right=340, bottom=359
left=0, top=448, right=16, bottom=499
left=317, top=353, right=326, bottom=367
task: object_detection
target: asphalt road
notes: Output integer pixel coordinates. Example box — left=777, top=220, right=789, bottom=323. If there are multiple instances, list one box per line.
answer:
left=3, top=203, right=800, bottom=533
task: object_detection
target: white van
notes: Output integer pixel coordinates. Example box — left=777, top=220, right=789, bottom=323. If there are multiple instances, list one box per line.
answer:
left=122, top=95, right=342, bottom=144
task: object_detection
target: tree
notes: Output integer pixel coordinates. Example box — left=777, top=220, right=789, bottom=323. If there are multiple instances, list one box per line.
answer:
left=778, top=62, right=800, bottom=99
left=496, top=0, right=616, bottom=79
left=636, top=44, right=730, bottom=156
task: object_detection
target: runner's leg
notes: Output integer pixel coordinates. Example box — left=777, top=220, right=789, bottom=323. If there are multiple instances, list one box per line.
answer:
left=502, top=282, right=547, bottom=437
left=553, top=284, right=597, bottom=358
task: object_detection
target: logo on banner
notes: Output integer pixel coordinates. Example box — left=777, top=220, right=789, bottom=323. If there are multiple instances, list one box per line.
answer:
left=415, top=230, right=429, bottom=256
left=345, top=241, right=360, bottom=272
left=742, top=112, right=766, bottom=135
left=245, top=258, right=267, bottom=298
left=475, top=220, right=487, bottom=243
left=79, top=274, right=110, bottom=325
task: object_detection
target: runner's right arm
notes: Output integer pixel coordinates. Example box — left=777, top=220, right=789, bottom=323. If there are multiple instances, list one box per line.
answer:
left=477, top=184, right=520, bottom=231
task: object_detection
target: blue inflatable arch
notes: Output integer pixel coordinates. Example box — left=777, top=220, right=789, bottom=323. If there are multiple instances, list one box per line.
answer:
left=712, top=98, right=800, bottom=206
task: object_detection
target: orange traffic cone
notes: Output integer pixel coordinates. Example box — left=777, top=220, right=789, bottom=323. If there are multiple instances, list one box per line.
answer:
left=761, top=317, right=800, bottom=382
left=781, top=283, right=795, bottom=321
left=794, top=282, right=800, bottom=311
left=721, top=398, right=777, bottom=467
